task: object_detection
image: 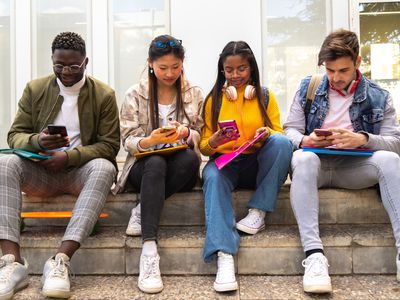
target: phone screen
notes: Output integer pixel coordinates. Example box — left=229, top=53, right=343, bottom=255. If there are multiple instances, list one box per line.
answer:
left=314, top=129, right=332, bottom=137
left=48, top=125, right=68, bottom=137
left=218, top=120, right=238, bottom=132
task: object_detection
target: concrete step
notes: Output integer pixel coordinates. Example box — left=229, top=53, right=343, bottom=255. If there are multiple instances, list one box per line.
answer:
left=20, top=224, right=396, bottom=276
left=21, top=185, right=388, bottom=227
left=14, top=274, right=400, bottom=300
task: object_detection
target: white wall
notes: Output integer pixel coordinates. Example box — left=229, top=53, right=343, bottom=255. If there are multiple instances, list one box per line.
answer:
left=170, top=0, right=262, bottom=95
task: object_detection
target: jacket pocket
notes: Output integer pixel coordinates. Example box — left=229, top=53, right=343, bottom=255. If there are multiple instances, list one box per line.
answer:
left=362, top=109, right=384, bottom=124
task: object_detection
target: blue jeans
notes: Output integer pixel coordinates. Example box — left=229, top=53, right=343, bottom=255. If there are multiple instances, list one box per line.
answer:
left=202, top=134, right=293, bottom=262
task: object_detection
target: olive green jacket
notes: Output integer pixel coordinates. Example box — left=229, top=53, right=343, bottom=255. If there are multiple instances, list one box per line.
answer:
left=8, top=74, right=120, bottom=169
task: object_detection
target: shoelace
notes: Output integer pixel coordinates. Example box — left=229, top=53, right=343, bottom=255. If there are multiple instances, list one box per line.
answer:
left=246, top=209, right=263, bottom=226
left=51, top=258, right=72, bottom=279
left=130, top=207, right=141, bottom=225
left=143, top=256, right=160, bottom=279
left=0, top=259, right=13, bottom=282
left=302, top=256, right=329, bottom=276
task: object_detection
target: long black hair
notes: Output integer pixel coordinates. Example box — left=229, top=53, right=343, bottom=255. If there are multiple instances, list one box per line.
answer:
left=147, top=35, right=188, bottom=129
left=203, top=41, right=272, bottom=132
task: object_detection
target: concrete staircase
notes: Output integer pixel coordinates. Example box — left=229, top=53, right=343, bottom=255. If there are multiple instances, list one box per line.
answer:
left=20, top=184, right=397, bottom=276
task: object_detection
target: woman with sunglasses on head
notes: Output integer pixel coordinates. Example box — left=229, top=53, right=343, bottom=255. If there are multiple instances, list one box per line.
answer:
left=200, top=41, right=293, bottom=292
left=113, top=35, right=203, bottom=293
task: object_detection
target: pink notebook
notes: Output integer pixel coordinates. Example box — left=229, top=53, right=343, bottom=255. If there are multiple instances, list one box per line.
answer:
left=215, top=131, right=267, bottom=170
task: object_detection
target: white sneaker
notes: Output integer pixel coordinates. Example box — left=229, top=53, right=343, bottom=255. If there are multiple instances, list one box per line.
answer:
left=396, top=254, right=400, bottom=281
left=126, top=203, right=141, bottom=236
left=236, top=208, right=266, bottom=234
left=214, top=252, right=238, bottom=292
left=302, top=253, right=332, bottom=293
left=42, top=253, right=71, bottom=298
left=138, top=254, right=163, bottom=294
left=0, top=254, right=29, bottom=300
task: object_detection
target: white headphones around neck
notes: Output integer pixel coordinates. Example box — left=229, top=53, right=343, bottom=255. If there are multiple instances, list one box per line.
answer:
left=224, top=85, right=256, bottom=101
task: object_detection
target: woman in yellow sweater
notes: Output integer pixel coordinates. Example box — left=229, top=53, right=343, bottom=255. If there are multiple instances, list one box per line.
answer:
left=200, top=41, right=293, bottom=292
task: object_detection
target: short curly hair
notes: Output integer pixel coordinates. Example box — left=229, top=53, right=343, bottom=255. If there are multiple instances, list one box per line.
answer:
left=51, top=32, right=86, bottom=56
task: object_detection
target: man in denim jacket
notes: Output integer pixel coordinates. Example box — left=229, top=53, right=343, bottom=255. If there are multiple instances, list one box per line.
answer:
left=284, top=29, right=400, bottom=293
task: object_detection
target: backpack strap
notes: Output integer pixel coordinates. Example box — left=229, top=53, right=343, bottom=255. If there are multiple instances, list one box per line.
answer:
left=304, top=74, right=323, bottom=120
left=262, top=86, right=269, bottom=109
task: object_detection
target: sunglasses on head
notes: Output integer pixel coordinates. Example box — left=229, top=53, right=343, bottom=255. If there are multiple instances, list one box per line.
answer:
left=153, top=39, right=182, bottom=49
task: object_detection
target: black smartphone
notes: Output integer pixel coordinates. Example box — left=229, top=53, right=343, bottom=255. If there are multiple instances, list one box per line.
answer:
left=47, top=125, right=68, bottom=137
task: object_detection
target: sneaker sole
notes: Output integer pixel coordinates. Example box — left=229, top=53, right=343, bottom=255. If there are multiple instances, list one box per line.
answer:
left=236, top=223, right=265, bottom=235
left=0, top=279, right=29, bottom=300
left=138, top=283, right=164, bottom=294
left=126, top=229, right=142, bottom=236
left=303, top=284, right=332, bottom=293
left=42, top=288, right=71, bottom=299
left=213, top=281, right=238, bottom=292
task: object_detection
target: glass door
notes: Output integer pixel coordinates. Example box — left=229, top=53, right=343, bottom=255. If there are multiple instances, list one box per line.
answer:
left=353, top=1, right=400, bottom=112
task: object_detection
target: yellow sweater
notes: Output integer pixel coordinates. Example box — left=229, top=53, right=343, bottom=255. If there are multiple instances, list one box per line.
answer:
left=200, top=85, right=283, bottom=156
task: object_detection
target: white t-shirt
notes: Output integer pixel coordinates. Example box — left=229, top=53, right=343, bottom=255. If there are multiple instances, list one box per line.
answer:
left=52, top=76, right=85, bottom=151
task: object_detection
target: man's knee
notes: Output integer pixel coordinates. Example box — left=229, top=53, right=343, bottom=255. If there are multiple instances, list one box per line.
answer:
left=371, top=151, right=400, bottom=173
left=292, top=150, right=320, bottom=176
left=85, top=158, right=116, bottom=177
left=0, top=155, right=27, bottom=179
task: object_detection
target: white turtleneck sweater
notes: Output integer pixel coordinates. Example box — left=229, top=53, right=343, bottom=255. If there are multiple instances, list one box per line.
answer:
left=52, top=76, right=85, bottom=151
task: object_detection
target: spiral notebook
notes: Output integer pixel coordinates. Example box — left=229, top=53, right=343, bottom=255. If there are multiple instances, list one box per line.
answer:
left=215, top=131, right=267, bottom=170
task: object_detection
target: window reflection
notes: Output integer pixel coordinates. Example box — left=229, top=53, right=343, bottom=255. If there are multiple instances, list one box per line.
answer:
left=112, top=0, right=165, bottom=106
left=34, top=0, right=87, bottom=77
left=262, top=0, right=327, bottom=120
left=0, top=0, right=10, bottom=147
left=359, top=2, right=400, bottom=111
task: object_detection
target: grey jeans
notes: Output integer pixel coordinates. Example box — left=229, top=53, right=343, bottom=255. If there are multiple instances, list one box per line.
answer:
left=0, top=155, right=116, bottom=244
left=290, top=149, right=400, bottom=252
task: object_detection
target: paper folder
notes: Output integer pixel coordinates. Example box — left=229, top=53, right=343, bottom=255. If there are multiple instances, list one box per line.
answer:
left=214, top=131, right=267, bottom=170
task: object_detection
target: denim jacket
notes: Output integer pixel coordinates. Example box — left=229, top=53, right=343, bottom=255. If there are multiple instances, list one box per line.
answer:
left=284, top=74, right=400, bottom=153
left=299, top=75, right=387, bottom=135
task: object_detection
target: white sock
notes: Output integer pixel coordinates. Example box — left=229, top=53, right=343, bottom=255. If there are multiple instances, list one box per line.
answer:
left=142, top=241, right=157, bottom=256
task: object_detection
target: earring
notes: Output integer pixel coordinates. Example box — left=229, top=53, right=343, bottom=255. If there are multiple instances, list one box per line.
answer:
left=150, top=68, right=154, bottom=74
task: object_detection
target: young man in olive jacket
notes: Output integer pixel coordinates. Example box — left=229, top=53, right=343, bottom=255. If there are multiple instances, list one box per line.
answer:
left=0, top=32, right=120, bottom=299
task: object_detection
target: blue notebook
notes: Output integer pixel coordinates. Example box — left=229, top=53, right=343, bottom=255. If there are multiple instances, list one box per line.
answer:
left=302, top=147, right=374, bottom=157
left=0, top=148, right=51, bottom=161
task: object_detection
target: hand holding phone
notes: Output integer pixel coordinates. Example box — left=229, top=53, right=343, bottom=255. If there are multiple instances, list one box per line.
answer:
left=160, top=125, right=177, bottom=134
left=218, top=120, right=240, bottom=138
left=314, top=129, right=332, bottom=137
left=47, top=125, right=68, bottom=137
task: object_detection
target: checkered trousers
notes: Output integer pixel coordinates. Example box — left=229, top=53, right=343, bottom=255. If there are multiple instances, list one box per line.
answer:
left=0, top=155, right=116, bottom=244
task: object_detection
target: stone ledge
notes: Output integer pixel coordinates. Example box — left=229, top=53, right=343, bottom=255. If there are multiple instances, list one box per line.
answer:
left=21, top=186, right=388, bottom=227
left=19, top=225, right=396, bottom=275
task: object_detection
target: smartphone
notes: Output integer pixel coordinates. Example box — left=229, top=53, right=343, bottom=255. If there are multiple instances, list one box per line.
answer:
left=314, top=129, right=332, bottom=137
left=218, top=120, right=238, bottom=132
left=47, top=125, right=68, bottom=137
left=218, top=120, right=239, bottom=138
left=160, top=125, right=177, bottom=133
